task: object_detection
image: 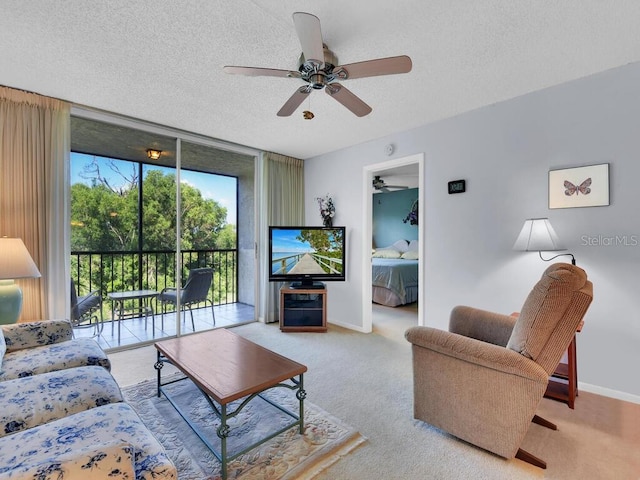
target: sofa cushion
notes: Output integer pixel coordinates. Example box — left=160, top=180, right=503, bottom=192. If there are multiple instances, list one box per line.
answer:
left=0, top=403, right=177, bottom=479
left=1, top=320, right=73, bottom=353
left=507, top=263, right=588, bottom=360
left=0, top=365, right=123, bottom=437
left=4, top=441, right=136, bottom=480
left=0, top=337, right=110, bottom=382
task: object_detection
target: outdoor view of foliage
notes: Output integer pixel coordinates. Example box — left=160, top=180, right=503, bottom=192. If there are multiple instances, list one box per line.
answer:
left=71, top=155, right=238, bottom=309
left=297, top=229, right=344, bottom=274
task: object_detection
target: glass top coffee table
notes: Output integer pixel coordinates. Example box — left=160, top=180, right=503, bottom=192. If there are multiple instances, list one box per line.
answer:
left=154, top=328, right=307, bottom=479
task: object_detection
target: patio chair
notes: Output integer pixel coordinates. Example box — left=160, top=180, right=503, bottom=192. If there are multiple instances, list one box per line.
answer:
left=157, top=267, right=215, bottom=331
left=70, top=278, right=103, bottom=337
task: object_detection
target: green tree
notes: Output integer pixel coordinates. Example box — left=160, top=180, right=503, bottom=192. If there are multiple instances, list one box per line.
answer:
left=297, top=229, right=343, bottom=258
left=72, top=169, right=232, bottom=252
left=216, top=224, right=237, bottom=249
left=71, top=183, right=138, bottom=251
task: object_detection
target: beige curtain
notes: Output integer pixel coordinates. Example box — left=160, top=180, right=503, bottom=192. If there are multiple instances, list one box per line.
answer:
left=263, top=152, right=304, bottom=322
left=0, top=86, right=70, bottom=322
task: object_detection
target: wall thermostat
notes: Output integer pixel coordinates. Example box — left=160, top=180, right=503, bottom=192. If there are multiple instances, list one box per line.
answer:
left=448, top=179, right=466, bottom=194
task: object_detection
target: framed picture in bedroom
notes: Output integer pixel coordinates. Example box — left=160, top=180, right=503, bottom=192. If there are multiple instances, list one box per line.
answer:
left=548, top=163, right=610, bottom=209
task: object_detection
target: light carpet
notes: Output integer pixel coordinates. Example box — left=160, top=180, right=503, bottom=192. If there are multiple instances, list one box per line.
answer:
left=122, top=375, right=366, bottom=480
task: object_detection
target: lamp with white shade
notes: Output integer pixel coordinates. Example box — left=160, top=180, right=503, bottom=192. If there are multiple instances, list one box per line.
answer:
left=0, top=238, right=42, bottom=324
left=513, top=218, right=576, bottom=265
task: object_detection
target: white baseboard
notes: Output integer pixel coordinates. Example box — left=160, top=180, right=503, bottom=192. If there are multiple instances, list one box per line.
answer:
left=327, top=320, right=370, bottom=333
left=579, top=382, right=640, bottom=404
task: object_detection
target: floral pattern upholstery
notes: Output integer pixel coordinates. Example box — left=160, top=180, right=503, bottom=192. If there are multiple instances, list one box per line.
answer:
left=4, top=441, right=136, bottom=480
left=0, top=366, right=123, bottom=437
left=0, top=338, right=110, bottom=382
left=0, top=319, right=110, bottom=382
left=2, top=320, right=73, bottom=352
left=0, top=403, right=177, bottom=480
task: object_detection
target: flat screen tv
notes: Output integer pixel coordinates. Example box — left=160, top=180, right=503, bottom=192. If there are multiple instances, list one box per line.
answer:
left=269, top=226, right=346, bottom=288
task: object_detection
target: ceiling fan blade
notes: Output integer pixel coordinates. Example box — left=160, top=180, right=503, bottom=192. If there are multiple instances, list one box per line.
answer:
left=292, top=12, right=324, bottom=66
left=277, top=86, right=311, bottom=117
left=335, top=55, right=412, bottom=80
left=325, top=83, right=372, bottom=117
left=223, top=66, right=301, bottom=79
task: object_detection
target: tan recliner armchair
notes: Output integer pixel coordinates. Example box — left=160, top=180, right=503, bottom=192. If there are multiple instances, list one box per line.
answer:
left=405, top=263, right=593, bottom=469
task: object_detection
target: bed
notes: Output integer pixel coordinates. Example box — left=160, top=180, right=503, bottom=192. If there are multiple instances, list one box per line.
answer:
left=371, top=239, right=419, bottom=307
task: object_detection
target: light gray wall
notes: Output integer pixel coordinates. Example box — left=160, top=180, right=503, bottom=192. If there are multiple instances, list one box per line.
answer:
left=304, top=61, right=640, bottom=399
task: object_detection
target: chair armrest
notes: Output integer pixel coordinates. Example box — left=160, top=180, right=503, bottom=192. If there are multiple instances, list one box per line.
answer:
left=449, top=305, right=517, bottom=347
left=1, top=320, right=73, bottom=353
left=405, top=326, right=548, bottom=382
left=77, top=290, right=101, bottom=307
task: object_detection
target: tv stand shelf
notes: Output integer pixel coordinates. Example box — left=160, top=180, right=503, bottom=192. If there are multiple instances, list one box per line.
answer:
left=280, top=284, right=327, bottom=332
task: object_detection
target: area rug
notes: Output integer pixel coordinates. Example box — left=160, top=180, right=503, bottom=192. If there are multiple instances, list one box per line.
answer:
left=122, top=375, right=366, bottom=479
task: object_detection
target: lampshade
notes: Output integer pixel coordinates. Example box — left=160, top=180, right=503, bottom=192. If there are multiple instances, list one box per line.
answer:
left=513, top=218, right=565, bottom=252
left=0, top=238, right=42, bottom=279
left=0, top=238, right=41, bottom=325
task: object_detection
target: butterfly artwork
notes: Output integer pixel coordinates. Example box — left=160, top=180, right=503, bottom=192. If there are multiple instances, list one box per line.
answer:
left=564, top=178, right=592, bottom=196
left=549, top=164, right=608, bottom=209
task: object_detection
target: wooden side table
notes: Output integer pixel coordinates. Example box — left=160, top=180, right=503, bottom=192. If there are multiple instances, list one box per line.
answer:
left=544, top=320, right=583, bottom=409
left=510, top=313, right=582, bottom=409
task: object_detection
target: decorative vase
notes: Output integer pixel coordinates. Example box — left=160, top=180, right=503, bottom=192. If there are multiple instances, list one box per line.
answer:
left=323, top=217, right=333, bottom=227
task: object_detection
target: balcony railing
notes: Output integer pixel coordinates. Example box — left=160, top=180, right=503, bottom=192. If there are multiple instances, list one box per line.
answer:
left=71, top=249, right=237, bottom=319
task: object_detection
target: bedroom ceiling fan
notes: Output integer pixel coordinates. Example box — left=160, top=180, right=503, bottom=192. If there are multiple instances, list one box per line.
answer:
left=223, top=12, right=412, bottom=117
left=373, top=175, right=409, bottom=193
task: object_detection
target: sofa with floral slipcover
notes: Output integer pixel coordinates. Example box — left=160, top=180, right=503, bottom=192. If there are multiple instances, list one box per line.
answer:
left=0, top=320, right=177, bottom=480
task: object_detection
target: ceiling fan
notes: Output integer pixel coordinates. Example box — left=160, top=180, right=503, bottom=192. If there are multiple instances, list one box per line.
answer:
left=223, top=12, right=412, bottom=117
left=373, top=175, right=408, bottom=193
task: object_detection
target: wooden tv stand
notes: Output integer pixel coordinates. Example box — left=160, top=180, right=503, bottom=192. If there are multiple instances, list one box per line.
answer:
left=280, top=284, right=327, bottom=332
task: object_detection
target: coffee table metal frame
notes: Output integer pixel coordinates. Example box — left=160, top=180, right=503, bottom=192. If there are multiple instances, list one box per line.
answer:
left=154, top=332, right=306, bottom=480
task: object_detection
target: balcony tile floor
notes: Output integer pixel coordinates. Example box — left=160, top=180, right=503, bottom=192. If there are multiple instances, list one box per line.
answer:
left=73, top=302, right=255, bottom=351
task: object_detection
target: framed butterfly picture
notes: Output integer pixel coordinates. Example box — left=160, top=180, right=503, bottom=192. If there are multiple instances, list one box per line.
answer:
left=548, top=163, right=610, bottom=209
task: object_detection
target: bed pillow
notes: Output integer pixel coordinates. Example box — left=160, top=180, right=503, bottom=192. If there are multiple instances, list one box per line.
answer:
left=373, top=249, right=402, bottom=259
left=408, top=239, right=419, bottom=251
left=390, top=239, right=410, bottom=253
left=401, top=250, right=419, bottom=260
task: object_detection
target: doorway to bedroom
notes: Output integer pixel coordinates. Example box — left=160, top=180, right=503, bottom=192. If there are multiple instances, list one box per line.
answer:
left=362, top=154, right=424, bottom=333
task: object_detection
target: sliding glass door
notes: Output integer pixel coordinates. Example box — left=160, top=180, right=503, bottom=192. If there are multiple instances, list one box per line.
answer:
left=70, top=112, right=257, bottom=349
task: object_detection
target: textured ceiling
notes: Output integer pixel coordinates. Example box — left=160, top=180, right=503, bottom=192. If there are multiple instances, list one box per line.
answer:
left=2, top=1, right=640, bottom=159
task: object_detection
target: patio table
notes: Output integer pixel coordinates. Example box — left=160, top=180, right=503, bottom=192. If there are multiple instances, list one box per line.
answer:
left=107, top=289, right=158, bottom=342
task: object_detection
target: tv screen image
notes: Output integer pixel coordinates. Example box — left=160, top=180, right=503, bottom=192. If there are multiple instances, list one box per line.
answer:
left=269, top=226, right=346, bottom=287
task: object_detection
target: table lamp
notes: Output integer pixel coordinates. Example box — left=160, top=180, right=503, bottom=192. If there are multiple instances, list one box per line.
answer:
left=0, top=237, right=42, bottom=324
left=513, top=218, right=576, bottom=265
